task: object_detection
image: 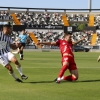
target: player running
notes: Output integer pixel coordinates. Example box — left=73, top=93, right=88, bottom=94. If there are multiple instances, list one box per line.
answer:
left=16, top=30, right=28, bottom=60
left=37, top=32, right=86, bottom=83
left=0, top=24, right=28, bottom=82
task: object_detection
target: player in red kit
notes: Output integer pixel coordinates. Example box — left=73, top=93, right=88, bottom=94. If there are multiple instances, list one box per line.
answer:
left=37, top=32, right=86, bottom=83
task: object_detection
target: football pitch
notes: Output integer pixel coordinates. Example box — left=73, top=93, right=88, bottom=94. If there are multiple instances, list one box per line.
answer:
left=0, top=51, right=100, bottom=100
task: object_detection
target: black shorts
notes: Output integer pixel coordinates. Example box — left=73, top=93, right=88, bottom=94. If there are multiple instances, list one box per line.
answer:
left=19, top=43, right=26, bottom=49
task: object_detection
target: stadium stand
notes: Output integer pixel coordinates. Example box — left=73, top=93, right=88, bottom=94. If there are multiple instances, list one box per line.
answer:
left=66, top=14, right=89, bottom=22
left=0, top=11, right=12, bottom=20
left=0, top=7, right=100, bottom=48
left=14, top=12, right=63, bottom=27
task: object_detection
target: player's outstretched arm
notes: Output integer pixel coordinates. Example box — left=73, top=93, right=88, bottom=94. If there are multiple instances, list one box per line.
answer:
left=73, top=36, right=86, bottom=45
left=37, top=42, right=57, bottom=46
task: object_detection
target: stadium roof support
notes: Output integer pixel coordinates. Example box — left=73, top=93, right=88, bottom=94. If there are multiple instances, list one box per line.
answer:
left=0, top=6, right=100, bottom=12
left=88, top=0, right=92, bottom=12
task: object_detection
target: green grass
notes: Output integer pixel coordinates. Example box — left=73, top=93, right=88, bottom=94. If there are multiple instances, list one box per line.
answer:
left=0, top=51, right=100, bottom=100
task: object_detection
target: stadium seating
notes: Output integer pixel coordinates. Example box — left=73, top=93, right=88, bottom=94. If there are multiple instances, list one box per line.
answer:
left=13, top=12, right=89, bottom=26
left=32, top=31, right=92, bottom=47
left=0, top=10, right=100, bottom=26
left=0, top=11, right=12, bottom=20
left=0, top=10, right=97, bottom=26
left=14, top=12, right=63, bottom=26
left=66, top=14, right=89, bottom=22
left=94, top=14, right=100, bottom=26
left=1, top=10, right=100, bottom=47
left=0, top=11, right=12, bottom=25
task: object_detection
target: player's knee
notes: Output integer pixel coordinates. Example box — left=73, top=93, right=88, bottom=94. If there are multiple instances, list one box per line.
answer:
left=14, top=59, right=19, bottom=63
left=12, top=57, right=18, bottom=64
left=20, top=51, right=23, bottom=54
left=5, top=64, right=13, bottom=72
left=63, top=61, right=69, bottom=66
left=72, top=74, right=78, bottom=81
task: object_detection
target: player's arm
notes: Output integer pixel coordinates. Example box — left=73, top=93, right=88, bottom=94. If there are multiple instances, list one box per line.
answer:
left=16, top=37, right=21, bottom=41
left=72, top=36, right=86, bottom=45
left=37, top=42, right=57, bottom=46
left=9, top=37, right=20, bottom=50
left=10, top=43, right=20, bottom=50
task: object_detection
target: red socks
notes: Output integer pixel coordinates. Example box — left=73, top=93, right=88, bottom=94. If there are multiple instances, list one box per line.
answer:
left=58, top=65, right=68, bottom=78
left=63, top=75, right=77, bottom=81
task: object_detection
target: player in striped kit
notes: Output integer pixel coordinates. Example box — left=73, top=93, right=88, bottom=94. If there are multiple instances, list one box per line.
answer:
left=0, top=24, right=28, bottom=82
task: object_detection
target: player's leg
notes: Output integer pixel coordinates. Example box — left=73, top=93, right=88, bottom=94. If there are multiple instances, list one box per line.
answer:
left=8, top=52, right=28, bottom=80
left=18, top=47, right=21, bottom=59
left=19, top=45, right=24, bottom=60
left=0, top=55, right=22, bottom=82
left=62, top=59, right=78, bottom=81
left=56, top=59, right=69, bottom=83
left=70, top=69, right=78, bottom=80
left=18, top=44, right=23, bottom=60
left=5, top=63, right=22, bottom=82
left=62, top=69, right=78, bottom=81
left=21, top=46, right=24, bottom=60
left=17, top=43, right=24, bottom=60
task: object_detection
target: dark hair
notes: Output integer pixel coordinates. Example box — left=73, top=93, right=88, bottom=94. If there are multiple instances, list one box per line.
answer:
left=22, top=29, right=25, bottom=31
left=3, top=24, right=12, bottom=28
left=64, top=32, right=72, bottom=35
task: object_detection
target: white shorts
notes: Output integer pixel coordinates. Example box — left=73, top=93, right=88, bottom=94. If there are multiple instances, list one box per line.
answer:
left=0, top=52, right=14, bottom=67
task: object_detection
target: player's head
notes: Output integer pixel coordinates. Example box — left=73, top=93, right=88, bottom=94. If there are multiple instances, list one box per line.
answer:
left=64, top=32, right=72, bottom=42
left=3, top=24, right=12, bottom=35
left=21, top=29, right=25, bottom=34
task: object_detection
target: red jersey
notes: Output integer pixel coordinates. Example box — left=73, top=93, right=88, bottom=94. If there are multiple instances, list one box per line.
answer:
left=56, top=39, right=74, bottom=57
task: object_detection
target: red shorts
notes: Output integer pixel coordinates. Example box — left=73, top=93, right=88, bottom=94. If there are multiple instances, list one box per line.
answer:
left=62, top=56, right=77, bottom=70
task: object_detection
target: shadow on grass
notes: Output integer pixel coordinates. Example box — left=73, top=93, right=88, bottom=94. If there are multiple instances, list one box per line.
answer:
left=23, top=80, right=55, bottom=84
left=78, top=79, right=100, bottom=83
left=23, top=79, right=100, bottom=84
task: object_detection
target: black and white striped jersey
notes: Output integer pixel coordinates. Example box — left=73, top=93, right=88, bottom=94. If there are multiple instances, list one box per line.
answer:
left=0, top=32, right=13, bottom=54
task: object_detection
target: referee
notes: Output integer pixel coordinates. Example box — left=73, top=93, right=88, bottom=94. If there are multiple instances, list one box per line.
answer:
left=18, top=29, right=28, bottom=60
